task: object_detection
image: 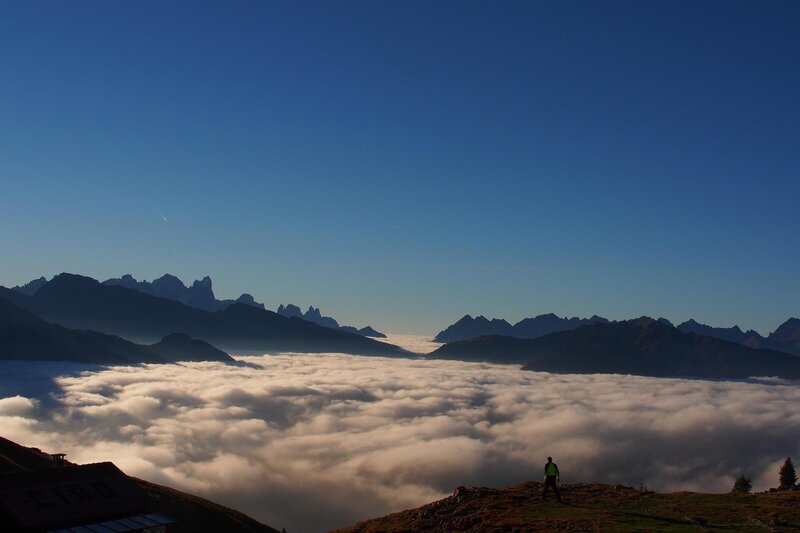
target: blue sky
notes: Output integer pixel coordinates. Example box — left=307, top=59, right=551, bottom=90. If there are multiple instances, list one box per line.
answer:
left=1, top=1, right=798, bottom=334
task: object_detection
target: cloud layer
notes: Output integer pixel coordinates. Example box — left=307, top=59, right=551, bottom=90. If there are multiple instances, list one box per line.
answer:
left=1, top=340, right=799, bottom=532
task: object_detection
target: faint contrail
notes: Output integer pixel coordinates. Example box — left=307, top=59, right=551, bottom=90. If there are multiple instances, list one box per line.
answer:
left=153, top=204, right=168, bottom=223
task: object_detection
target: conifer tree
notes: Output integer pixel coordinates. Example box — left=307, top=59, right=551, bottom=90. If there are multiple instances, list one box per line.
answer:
left=779, top=457, right=796, bottom=489
left=731, top=475, right=752, bottom=493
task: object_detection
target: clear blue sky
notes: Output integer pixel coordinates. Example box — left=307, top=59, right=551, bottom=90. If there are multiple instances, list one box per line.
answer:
left=1, top=1, right=798, bottom=334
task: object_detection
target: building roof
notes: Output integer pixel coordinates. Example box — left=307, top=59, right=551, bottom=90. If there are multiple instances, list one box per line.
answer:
left=48, top=512, right=176, bottom=533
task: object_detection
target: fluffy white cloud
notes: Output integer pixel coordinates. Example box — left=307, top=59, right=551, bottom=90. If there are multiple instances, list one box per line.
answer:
left=0, top=395, right=38, bottom=416
left=1, top=339, right=799, bottom=532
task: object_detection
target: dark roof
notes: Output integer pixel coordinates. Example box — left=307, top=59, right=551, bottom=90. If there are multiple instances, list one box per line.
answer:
left=0, top=462, right=150, bottom=531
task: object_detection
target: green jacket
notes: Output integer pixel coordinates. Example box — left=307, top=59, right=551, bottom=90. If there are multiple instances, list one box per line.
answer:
left=544, top=462, right=560, bottom=481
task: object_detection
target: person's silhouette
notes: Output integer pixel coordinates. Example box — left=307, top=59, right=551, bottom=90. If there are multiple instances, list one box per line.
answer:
left=541, top=456, right=561, bottom=502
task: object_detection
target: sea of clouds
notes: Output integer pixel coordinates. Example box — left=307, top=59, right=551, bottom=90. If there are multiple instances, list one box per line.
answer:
left=1, top=334, right=799, bottom=532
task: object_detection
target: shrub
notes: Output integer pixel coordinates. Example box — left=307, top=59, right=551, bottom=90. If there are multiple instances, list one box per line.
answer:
left=731, top=475, right=751, bottom=493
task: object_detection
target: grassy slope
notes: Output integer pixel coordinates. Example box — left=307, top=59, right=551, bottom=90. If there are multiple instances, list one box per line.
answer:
left=134, top=478, right=279, bottom=533
left=333, top=481, right=800, bottom=532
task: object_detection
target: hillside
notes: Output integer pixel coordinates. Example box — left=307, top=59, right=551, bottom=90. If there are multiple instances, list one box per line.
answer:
left=334, top=481, right=800, bottom=532
left=430, top=317, right=800, bottom=380
left=133, top=477, right=278, bottom=533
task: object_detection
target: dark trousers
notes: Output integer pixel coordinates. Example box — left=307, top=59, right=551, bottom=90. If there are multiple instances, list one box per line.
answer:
left=542, top=475, right=561, bottom=501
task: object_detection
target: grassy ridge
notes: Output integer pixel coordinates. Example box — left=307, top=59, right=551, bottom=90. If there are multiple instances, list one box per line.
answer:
left=334, top=481, right=800, bottom=532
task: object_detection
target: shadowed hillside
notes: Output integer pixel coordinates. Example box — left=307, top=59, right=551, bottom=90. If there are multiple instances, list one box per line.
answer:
left=334, top=481, right=800, bottom=532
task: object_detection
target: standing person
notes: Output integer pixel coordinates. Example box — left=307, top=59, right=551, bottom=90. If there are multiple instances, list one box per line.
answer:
left=542, top=456, right=561, bottom=502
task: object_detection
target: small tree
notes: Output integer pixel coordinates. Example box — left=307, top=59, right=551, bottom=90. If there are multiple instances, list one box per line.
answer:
left=731, top=475, right=752, bottom=493
left=779, top=457, right=797, bottom=489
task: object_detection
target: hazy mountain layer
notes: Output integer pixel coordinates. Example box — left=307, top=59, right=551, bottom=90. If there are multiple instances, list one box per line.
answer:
left=0, top=296, right=232, bottom=364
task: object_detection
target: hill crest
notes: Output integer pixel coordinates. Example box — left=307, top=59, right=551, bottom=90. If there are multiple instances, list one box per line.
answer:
left=334, top=480, right=800, bottom=532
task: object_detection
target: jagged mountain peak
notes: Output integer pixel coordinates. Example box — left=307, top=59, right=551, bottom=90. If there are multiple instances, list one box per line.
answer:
left=771, top=317, right=800, bottom=341
left=275, top=303, right=384, bottom=338
left=192, top=276, right=213, bottom=288
left=100, top=273, right=264, bottom=312
left=11, top=276, right=48, bottom=296
left=435, top=312, right=610, bottom=343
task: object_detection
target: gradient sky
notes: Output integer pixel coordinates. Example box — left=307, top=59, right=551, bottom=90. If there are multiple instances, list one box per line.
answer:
left=1, top=1, right=798, bottom=334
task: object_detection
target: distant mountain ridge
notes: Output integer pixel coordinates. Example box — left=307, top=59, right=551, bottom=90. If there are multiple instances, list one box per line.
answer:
left=676, top=319, right=762, bottom=345
left=102, top=274, right=265, bottom=312
left=15, top=273, right=386, bottom=338
left=677, top=318, right=800, bottom=356
left=436, top=313, right=800, bottom=356
left=6, top=273, right=403, bottom=357
left=434, top=313, right=610, bottom=343
left=277, top=303, right=386, bottom=338
left=430, top=317, right=800, bottom=380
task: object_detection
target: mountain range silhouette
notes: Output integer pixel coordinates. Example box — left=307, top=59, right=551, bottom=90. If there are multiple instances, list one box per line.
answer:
left=436, top=313, right=800, bottom=356
left=431, top=317, right=800, bottom=379
left=3, top=274, right=404, bottom=358
left=17, top=273, right=386, bottom=338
